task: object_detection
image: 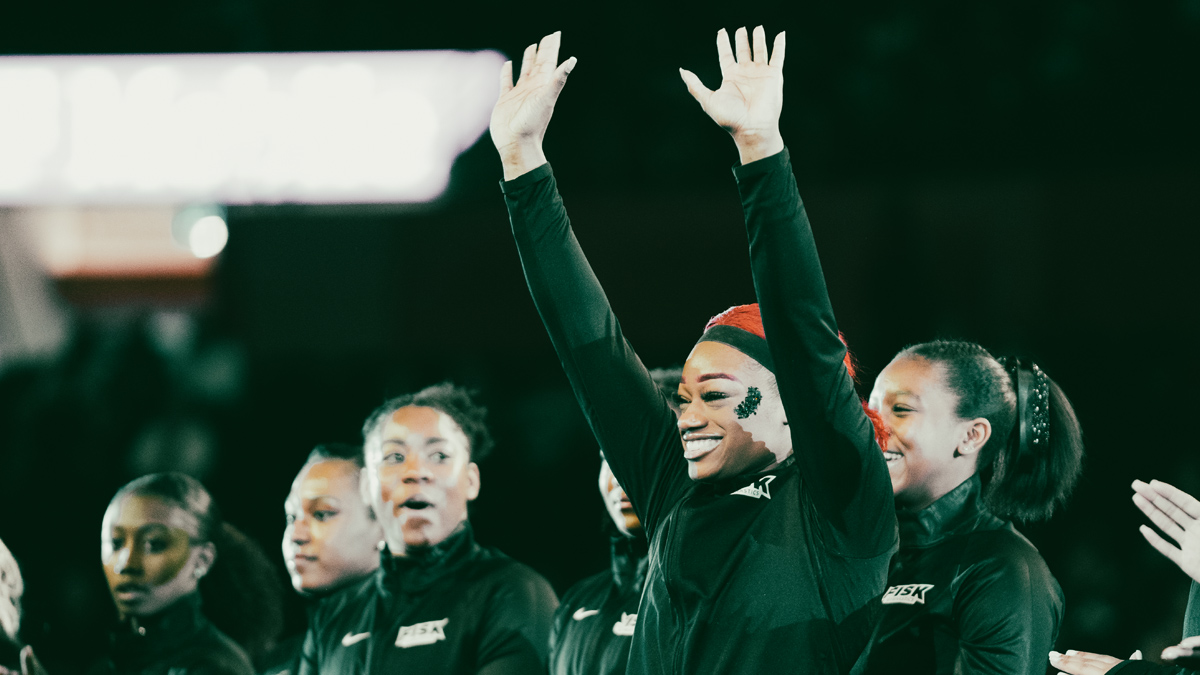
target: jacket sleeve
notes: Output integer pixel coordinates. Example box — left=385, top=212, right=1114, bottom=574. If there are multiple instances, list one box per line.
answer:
left=952, top=552, right=1062, bottom=674
left=474, top=567, right=560, bottom=675
left=502, top=164, right=690, bottom=535
left=1110, top=663, right=1200, bottom=675
left=733, top=149, right=896, bottom=557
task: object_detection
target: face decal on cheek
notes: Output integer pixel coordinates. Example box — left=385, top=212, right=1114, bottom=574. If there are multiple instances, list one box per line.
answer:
left=735, top=386, right=762, bottom=419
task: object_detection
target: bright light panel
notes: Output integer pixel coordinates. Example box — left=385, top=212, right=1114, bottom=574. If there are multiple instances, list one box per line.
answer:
left=0, top=50, right=505, bottom=205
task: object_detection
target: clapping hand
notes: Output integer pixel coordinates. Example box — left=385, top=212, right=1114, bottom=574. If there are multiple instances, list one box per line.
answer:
left=1048, top=649, right=1141, bottom=675
left=490, top=31, right=576, bottom=180
left=680, top=26, right=786, bottom=164
left=1133, top=479, right=1200, bottom=583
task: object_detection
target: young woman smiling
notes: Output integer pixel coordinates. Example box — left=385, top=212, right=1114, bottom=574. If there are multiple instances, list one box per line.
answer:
left=494, top=28, right=896, bottom=674
left=855, top=343, right=1084, bottom=674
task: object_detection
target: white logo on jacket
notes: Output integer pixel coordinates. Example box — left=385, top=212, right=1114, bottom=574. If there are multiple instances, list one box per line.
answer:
left=612, top=613, right=637, bottom=636
left=732, top=475, right=776, bottom=500
left=395, top=618, right=449, bottom=648
left=882, top=584, right=934, bottom=605
left=573, top=608, right=600, bottom=620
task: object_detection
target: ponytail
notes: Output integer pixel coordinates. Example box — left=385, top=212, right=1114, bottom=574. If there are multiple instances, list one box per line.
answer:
left=900, top=341, right=1084, bottom=522
left=114, top=473, right=284, bottom=664
left=201, top=522, right=284, bottom=665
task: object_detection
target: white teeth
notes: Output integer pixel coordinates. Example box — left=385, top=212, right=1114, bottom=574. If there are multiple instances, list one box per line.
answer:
left=883, top=451, right=903, bottom=463
left=684, top=438, right=720, bottom=459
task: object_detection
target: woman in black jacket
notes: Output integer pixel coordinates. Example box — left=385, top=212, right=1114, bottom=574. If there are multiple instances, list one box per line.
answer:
left=82, top=473, right=281, bottom=675
left=855, top=344, right=1084, bottom=674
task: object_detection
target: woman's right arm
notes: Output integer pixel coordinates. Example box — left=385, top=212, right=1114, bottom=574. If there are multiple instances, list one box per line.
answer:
left=492, top=32, right=687, bottom=534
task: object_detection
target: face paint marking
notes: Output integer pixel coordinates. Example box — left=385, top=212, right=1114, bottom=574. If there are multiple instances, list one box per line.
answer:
left=735, top=386, right=762, bottom=419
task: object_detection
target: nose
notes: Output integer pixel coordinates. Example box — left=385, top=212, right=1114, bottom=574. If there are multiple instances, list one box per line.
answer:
left=112, top=544, right=140, bottom=576
left=401, top=453, right=434, bottom=484
left=290, top=516, right=311, bottom=546
left=676, top=400, right=708, bottom=434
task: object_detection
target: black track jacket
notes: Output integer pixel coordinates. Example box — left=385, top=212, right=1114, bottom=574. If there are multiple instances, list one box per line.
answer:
left=855, top=475, right=1063, bottom=674
left=549, top=536, right=648, bottom=675
left=297, top=525, right=557, bottom=675
left=502, top=149, right=898, bottom=675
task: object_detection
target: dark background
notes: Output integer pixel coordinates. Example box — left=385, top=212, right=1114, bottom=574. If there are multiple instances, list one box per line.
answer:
left=2, top=0, right=1199, bottom=671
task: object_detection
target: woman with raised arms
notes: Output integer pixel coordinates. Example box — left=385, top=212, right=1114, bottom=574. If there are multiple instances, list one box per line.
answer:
left=492, top=28, right=897, bottom=674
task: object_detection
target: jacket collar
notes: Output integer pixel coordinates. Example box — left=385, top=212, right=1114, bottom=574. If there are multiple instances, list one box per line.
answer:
left=111, top=592, right=208, bottom=666
left=706, top=455, right=796, bottom=497
left=378, top=522, right=478, bottom=595
left=610, top=534, right=649, bottom=593
left=897, top=474, right=1007, bottom=547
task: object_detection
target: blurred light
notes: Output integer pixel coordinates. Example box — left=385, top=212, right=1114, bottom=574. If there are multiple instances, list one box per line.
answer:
left=0, top=50, right=506, bottom=205
left=188, top=216, right=228, bottom=258
left=172, top=204, right=228, bottom=259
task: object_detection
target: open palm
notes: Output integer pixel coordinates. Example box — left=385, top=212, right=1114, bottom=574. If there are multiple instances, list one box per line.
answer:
left=490, top=31, right=575, bottom=157
left=681, top=26, right=785, bottom=148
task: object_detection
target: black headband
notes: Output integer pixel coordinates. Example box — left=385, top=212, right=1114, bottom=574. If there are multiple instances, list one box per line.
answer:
left=695, top=325, right=775, bottom=373
left=1003, top=357, right=1050, bottom=473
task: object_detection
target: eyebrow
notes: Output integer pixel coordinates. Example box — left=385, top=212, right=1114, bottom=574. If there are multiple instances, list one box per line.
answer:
left=697, top=373, right=740, bottom=383
left=891, top=390, right=921, bottom=400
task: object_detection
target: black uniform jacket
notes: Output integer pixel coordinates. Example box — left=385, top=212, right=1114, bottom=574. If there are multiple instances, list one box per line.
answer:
left=549, top=536, right=648, bottom=675
left=297, top=524, right=557, bottom=675
left=855, top=475, right=1062, bottom=675
left=502, top=149, right=898, bottom=675
left=85, top=593, right=254, bottom=675
left=259, top=572, right=377, bottom=675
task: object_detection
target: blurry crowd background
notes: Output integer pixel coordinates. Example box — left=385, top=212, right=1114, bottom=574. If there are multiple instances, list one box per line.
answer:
left=2, top=1, right=1199, bottom=672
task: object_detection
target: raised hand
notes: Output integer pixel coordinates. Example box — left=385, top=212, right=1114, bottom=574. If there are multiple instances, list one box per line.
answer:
left=680, top=26, right=785, bottom=164
left=1133, top=479, right=1200, bottom=583
left=490, top=31, right=576, bottom=180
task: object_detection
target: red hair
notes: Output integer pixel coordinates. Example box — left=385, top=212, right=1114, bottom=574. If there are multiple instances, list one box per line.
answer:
left=706, top=304, right=888, bottom=449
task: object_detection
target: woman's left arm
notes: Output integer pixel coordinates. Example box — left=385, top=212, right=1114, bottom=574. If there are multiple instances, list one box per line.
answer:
left=682, top=26, right=894, bottom=556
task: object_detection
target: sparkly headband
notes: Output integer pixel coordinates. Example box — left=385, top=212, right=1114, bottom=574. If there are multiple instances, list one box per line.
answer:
left=1003, top=357, right=1050, bottom=466
left=695, top=325, right=775, bottom=373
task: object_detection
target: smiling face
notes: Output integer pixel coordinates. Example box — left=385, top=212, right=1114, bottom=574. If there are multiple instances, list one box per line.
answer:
left=676, top=341, right=791, bottom=482
left=101, top=494, right=213, bottom=619
left=869, top=355, right=988, bottom=510
left=598, top=458, right=641, bottom=537
left=282, top=459, right=382, bottom=594
left=364, top=405, right=480, bottom=555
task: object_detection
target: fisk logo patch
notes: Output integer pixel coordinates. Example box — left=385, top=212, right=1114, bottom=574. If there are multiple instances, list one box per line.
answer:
left=732, top=475, right=776, bottom=500
left=882, top=584, right=934, bottom=605
left=395, top=618, right=449, bottom=648
left=612, top=613, right=637, bottom=636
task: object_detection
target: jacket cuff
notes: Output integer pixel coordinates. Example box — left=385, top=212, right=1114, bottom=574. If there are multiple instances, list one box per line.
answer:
left=499, top=163, right=554, bottom=194
left=731, top=147, right=791, bottom=183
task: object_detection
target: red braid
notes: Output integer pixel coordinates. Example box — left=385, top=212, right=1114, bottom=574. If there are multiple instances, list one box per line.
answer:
left=706, top=304, right=888, bottom=449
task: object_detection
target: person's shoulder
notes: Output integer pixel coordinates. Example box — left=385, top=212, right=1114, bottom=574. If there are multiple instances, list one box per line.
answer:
left=187, top=623, right=256, bottom=675
left=465, top=547, right=556, bottom=603
left=557, top=568, right=613, bottom=611
left=308, top=573, right=378, bottom=631
left=956, top=525, right=1057, bottom=591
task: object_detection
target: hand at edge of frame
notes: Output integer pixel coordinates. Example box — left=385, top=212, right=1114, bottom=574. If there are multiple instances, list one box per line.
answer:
left=1133, top=478, right=1200, bottom=583
left=1049, top=649, right=1141, bottom=675
left=680, top=25, right=785, bottom=165
left=490, top=31, right=576, bottom=181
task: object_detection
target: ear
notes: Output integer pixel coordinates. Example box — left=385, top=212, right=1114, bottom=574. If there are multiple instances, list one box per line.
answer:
left=193, top=541, right=217, bottom=579
left=465, top=462, right=481, bottom=501
left=957, top=418, right=992, bottom=457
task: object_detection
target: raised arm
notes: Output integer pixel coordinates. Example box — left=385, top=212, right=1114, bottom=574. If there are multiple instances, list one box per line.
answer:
left=491, top=33, right=687, bottom=534
left=682, top=27, right=894, bottom=554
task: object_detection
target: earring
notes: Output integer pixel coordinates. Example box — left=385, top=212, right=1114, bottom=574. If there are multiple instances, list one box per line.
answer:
left=192, top=567, right=206, bottom=579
